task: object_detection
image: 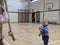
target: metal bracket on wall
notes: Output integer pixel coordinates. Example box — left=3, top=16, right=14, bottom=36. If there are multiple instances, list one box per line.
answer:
left=59, top=0, right=60, bottom=24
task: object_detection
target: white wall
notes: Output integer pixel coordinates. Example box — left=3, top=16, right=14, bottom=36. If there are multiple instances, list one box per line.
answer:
left=29, top=13, right=32, bottom=22
left=6, top=0, right=29, bottom=22
left=30, top=0, right=60, bottom=24
left=30, top=0, right=43, bottom=11
left=43, top=11, right=59, bottom=24
left=9, top=13, right=18, bottom=22
left=45, top=0, right=59, bottom=10
left=44, top=0, right=59, bottom=24
left=30, top=0, right=59, bottom=11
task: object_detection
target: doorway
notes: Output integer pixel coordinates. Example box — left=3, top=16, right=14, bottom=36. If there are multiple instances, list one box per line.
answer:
left=32, top=12, right=35, bottom=23
left=36, top=11, right=40, bottom=23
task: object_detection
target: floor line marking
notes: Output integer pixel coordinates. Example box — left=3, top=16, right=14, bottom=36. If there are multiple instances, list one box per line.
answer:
left=3, top=39, right=10, bottom=45
left=49, top=40, right=60, bottom=45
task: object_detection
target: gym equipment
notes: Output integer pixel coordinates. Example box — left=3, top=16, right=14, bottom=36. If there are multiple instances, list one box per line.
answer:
left=4, top=0, right=15, bottom=41
left=0, top=1, right=15, bottom=45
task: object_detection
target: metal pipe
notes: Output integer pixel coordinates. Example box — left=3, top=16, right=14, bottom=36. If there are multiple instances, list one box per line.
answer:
left=59, top=0, right=60, bottom=24
left=4, top=0, right=15, bottom=41
left=0, top=8, right=59, bottom=13
left=0, top=0, right=4, bottom=45
left=43, top=0, right=45, bottom=22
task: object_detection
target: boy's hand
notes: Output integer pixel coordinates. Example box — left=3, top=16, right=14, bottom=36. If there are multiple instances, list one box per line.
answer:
left=39, top=27, right=42, bottom=29
left=39, top=34, right=40, bottom=36
left=40, top=30, right=43, bottom=32
left=38, top=33, right=41, bottom=36
left=38, top=30, right=43, bottom=36
left=39, top=27, right=43, bottom=37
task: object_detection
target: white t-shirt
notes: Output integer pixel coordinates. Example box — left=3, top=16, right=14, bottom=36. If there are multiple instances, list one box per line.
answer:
left=0, top=11, right=8, bottom=24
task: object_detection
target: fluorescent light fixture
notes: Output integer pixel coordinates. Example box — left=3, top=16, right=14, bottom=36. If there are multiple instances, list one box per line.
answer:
left=30, top=0, right=38, bottom=2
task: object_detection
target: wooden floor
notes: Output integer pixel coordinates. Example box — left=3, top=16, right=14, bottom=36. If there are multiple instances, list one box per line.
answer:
left=2, top=23, right=60, bottom=45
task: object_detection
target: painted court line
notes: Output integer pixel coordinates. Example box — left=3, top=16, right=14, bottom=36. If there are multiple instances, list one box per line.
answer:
left=2, top=39, right=60, bottom=45
left=49, top=40, right=60, bottom=45
left=37, top=40, right=60, bottom=45
left=3, top=39, right=10, bottom=45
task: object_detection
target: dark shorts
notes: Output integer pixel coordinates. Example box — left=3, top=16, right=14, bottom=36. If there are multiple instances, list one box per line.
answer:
left=42, top=35, right=49, bottom=45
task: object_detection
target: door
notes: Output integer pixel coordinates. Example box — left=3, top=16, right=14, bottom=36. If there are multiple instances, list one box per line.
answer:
left=36, top=11, right=40, bottom=22
left=32, top=12, right=35, bottom=23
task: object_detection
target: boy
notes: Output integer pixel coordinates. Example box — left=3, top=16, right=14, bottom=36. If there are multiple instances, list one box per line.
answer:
left=39, top=21, right=49, bottom=45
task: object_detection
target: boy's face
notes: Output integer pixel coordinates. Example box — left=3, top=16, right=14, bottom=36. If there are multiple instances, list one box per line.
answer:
left=43, top=21, right=48, bottom=26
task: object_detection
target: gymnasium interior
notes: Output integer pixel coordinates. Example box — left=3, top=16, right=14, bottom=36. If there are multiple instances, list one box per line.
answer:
left=0, top=0, right=60, bottom=45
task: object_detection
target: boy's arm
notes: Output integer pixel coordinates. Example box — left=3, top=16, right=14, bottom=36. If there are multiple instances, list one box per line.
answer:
left=39, top=31, right=42, bottom=36
left=39, top=27, right=43, bottom=36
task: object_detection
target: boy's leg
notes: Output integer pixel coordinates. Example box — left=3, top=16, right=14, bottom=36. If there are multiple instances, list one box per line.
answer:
left=42, top=35, right=49, bottom=45
left=0, top=24, right=4, bottom=45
